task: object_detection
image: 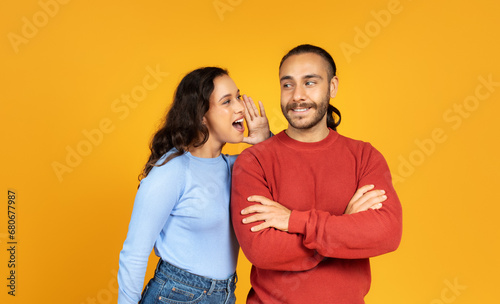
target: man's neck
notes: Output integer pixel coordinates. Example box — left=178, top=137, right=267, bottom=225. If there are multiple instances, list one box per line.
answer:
left=285, top=124, right=330, bottom=143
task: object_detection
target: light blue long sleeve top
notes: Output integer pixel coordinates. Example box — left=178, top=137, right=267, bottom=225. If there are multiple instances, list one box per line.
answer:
left=118, top=150, right=239, bottom=304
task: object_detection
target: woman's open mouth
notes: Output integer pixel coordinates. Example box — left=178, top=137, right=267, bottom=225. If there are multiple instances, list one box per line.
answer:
left=232, top=118, right=244, bottom=132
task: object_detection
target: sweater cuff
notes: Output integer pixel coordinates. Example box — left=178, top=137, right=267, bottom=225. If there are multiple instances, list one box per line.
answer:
left=288, top=210, right=310, bottom=235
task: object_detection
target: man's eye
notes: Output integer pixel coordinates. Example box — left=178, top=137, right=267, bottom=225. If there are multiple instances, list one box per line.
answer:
left=305, top=81, right=315, bottom=86
left=283, top=83, right=291, bottom=88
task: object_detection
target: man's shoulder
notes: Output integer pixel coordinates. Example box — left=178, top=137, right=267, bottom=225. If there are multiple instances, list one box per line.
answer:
left=336, top=133, right=374, bottom=150
left=336, top=133, right=387, bottom=164
left=235, top=134, right=282, bottom=168
left=242, top=132, right=282, bottom=155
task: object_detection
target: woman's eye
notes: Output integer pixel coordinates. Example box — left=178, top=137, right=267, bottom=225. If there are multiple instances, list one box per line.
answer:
left=237, top=95, right=242, bottom=100
left=222, top=100, right=230, bottom=105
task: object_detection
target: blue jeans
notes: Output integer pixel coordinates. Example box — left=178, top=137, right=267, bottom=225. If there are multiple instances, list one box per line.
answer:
left=139, top=259, right=237, bottom=304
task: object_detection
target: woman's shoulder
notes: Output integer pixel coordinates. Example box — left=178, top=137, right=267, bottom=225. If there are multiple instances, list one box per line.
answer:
left=222, top=154, right=238, bottom=167
left=155, top=148, right=187, bottom=165
left=143, top=149, right=188, bottom=182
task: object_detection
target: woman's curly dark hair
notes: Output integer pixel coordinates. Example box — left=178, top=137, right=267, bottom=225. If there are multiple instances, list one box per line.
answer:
left=140, top=67, right=228, bottom=180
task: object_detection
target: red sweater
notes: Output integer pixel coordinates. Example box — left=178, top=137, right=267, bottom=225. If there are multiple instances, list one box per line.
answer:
left=231, top=130, right=402, bottom=304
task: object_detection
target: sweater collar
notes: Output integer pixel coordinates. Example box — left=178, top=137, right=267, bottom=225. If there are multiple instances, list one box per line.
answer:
left=276, top=128, right=339, bottom=150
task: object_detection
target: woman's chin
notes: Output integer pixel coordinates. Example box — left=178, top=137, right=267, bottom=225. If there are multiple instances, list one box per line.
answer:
left=226, top=134, right=244, bottom=144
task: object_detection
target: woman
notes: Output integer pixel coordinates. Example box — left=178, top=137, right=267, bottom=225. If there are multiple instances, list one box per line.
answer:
left=117, top=67, right=270, bottom=304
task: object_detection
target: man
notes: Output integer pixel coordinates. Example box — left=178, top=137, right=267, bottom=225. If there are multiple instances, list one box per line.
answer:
left=231, top=44, right=403, bottom=303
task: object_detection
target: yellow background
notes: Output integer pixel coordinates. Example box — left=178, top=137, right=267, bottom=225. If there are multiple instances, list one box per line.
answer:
left=1, top=0, right=499, bottom=303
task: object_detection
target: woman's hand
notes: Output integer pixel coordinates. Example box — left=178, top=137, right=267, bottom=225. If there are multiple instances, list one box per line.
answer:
left=241, top=196, right=291, bottom=232
left=241, top=95, right=271, bottom=145
left=344, top=184, right=387, bottom=215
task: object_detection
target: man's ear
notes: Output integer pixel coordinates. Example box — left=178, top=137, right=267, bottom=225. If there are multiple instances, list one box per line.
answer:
left=330, top=76, right=339, bottom=98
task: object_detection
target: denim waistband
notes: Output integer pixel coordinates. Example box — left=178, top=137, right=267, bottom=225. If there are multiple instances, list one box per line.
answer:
left=155, top=259, right=237, bottom=294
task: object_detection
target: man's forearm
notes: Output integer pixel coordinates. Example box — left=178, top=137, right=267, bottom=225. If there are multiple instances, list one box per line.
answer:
left=231, top=152, right=323, bottom=271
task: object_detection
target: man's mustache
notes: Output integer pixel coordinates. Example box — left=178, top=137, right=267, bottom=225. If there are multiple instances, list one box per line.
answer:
left=285, top=102, right=317, bottom=112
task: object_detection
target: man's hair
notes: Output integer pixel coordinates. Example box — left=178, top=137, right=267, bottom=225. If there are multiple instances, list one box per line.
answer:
left=279, top=44, right=341, bottom=130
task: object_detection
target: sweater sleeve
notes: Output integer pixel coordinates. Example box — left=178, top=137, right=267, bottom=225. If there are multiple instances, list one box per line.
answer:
left=231, top=151, right=323, bottom=272
left=117, top=157, right=184, bottom=304
left=287, top=145, right=403, bottom=259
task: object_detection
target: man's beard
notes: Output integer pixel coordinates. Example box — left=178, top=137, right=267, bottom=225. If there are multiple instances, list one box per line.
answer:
left=281, top=92, right=330, bottom=130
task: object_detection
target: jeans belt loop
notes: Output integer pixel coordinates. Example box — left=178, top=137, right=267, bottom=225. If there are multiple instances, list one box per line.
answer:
left=226, top=275, right=232, bottom=292
left=207, top=280, right=216, bottom=295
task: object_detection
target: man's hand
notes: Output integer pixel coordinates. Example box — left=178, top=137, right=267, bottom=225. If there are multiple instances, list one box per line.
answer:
left=241, top=95, right=270, bottom=145
left=241, top=185, right=385, bottom=232
left=241, top=196, right=291, bottom=232
left=344, top=184, right=387, bottom=215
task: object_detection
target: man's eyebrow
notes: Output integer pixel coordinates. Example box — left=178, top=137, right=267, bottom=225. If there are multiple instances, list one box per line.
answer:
left=280, top=75, right=293, bottom=82
left=280, top=74, right=323, bottom=82
left=304, top=74, right=323, bottom=80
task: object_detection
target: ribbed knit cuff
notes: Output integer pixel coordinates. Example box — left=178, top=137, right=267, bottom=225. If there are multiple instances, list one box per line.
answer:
left=288, top=210, right=310, bottom=235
